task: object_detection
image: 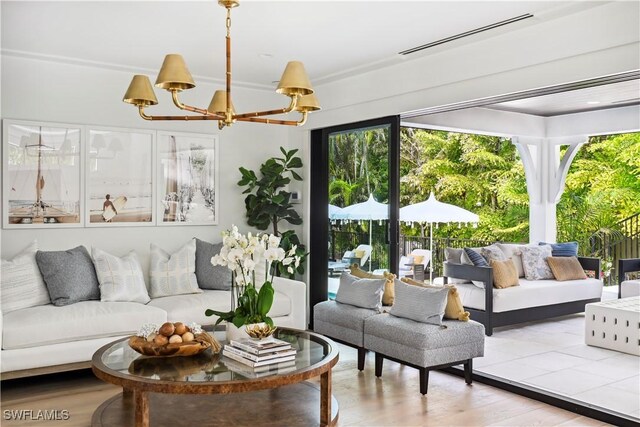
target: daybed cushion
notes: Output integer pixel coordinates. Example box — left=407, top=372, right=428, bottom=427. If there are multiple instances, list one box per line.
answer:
left=455, top=278, right=603, bottom=312
left=364, top=314, right=485, bottom=367
left=621, top=280, right=640, bottom=298
left=313, top=300, right=379, bottom=347
left=147, top=289, right=291, bottom=326
left=2, top=301, right=167, bottom=350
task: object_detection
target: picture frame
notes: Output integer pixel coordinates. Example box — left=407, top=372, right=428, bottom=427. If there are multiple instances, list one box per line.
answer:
left=2, top=119, right=84, bottom=228
left=85, top=126, right=156, bottom=227
left=156, top=131, right=219, bottom=226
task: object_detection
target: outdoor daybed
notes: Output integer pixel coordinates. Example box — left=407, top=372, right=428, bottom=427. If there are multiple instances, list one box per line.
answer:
left=443, top=244, right=602, bottom=336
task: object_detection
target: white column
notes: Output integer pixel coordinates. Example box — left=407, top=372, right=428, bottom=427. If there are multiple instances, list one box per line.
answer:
left=513, top=136, right=587, bottom=243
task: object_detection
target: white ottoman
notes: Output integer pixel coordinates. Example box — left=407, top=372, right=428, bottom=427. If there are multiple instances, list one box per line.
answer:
left=585, top=297, right=640, bottom=356
left=621, top=280, right=640, bottom=298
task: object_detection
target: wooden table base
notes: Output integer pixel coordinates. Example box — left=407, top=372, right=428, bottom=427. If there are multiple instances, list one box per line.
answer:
left=92, top=382, right=339, bottom=427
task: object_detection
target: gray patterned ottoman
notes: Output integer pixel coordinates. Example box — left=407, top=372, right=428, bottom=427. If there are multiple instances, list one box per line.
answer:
left=364, top=314, right=485, bottom=394
left=313, top=300, right=379, bottom=370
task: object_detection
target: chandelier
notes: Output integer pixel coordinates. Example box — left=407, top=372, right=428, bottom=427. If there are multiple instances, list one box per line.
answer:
left=122, top=0, right=320, bottom=129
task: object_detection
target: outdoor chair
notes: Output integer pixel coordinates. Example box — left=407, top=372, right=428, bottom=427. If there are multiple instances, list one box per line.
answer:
left=398, top=249, right=431, bottom=279
left=328, top=244, right=372, bottom=275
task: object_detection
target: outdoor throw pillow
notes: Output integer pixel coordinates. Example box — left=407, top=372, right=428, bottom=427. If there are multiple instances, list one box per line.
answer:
left=495, top=243, right=527, bottom=278
left=195, top=239, right=231, bottom=290
left=520, top=245, right=555, bottom=280
left=349, top=264, right=396, bottom=305
left=490, top=259, right=520, bottom=289
left=401, top=277, right=470, bottom=321
left=463, top=247, right=489, bottom=288
left=389, top=279, right=449, bottom=326
left=539, top=241, right=578, bottom=257
left=1, top=240, right=51, bottom=313
left=149, top=239, right=202, bottom=298
left=546, top=256, right=587, bottom=281
left=444, top=247, right=464, bottom=264
left=92, top=247, right=150, bottom=303
left=36, top=246, right=101, bottom=306
left=481, top=244, right=507, bottom=263
left=335, top=272, right=385, bottom=310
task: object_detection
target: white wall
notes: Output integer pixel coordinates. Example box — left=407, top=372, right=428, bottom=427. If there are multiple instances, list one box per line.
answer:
left=0, top=55, right=293, bottom=274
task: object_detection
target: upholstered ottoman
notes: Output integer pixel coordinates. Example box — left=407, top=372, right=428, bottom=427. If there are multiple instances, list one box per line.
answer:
left=364, top=314, right=485, bottom=394
left=313, top=300, right=380, bottom=370
left=585, top=297, right=640, bottom=356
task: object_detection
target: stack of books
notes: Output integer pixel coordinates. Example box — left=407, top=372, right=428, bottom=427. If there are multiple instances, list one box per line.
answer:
left=222, top=337, right=297, bottom=370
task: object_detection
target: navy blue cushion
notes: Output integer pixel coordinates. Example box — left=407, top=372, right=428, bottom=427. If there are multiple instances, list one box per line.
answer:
left=539, top=241, right=578, bottom=257
left=463, top=248, right=489, bottom=267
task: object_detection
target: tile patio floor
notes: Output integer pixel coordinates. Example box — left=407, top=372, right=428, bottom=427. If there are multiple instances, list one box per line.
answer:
left=475, top=287, right=640, bottom=422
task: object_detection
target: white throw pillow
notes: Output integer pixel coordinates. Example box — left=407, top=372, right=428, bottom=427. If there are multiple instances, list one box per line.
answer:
left=92, top=247, right=150, bottom=303
left=1, top=241, right=51, bottom=313
left=149, top=239, right=201, bottom=298
left=521, top=245, right=555, bottom=280
left=496, top=243, right=527, bottom=278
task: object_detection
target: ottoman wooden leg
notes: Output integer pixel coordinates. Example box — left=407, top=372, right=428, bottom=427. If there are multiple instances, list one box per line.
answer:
left=374, top=353, right=383, bottom=377
left=419, top=367, right=429, bottom=395
left=464, top=359, right=473, bottom=385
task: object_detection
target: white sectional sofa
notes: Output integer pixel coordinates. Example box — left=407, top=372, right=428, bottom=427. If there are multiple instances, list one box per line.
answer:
left=0, top=277, right=306, bottom=379
left=443, top=245, right=602, bottom=336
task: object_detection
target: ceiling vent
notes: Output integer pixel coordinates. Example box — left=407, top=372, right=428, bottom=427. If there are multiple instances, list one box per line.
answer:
left=399, top=13, right=534, bottom=55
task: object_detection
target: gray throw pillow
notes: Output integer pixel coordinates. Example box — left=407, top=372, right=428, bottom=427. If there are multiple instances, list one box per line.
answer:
left=35, top=246, right=100, bottom=306
left=444, top=247, right=464, bottom=264
left=195, top=239, right=231, bottom=290
left=335, top=272, right=385, bottom=310
left=389, top=279, right=449, bottom=325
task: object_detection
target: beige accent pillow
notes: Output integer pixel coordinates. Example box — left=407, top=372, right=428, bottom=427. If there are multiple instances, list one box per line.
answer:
left=401, top=277, right=470, bottom=321
left=490, top=259, right=519, bottom=289
left=546, top=256, right=587, bottom=281
left=350, top=264, right=395, bottom=305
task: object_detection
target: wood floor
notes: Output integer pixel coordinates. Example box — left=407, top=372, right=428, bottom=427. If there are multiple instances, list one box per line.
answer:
left=1, top=344, right=611, bottom=427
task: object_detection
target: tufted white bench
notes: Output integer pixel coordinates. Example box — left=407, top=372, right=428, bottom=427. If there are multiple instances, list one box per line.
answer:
left=585, top=297, right=640, bottom=356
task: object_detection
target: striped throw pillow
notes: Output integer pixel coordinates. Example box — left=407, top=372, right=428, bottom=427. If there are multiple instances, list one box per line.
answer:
left=1, top=241, right=51, bottom=313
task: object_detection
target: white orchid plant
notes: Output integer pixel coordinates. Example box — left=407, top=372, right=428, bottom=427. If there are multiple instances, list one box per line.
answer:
left=205, top=225, right=300, bottom=328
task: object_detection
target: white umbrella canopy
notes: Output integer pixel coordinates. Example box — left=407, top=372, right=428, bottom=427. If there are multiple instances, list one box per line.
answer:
left=333, top=194, right=389, bottom=271
left=400, top=192, right=479, bottom=282
left=328, top=204, right=344, bottom=219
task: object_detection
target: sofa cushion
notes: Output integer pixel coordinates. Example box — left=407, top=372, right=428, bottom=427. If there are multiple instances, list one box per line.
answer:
left=92, top=247, right=150, bottom=304
left=313, top=300, right=379, bottom=347
left=149, top=239, right=202, bottom=298
left=521, top=245, right=554, bottom=280
left=335, top=272, right=385, bottom=310
left=547, top=256, right=587, bottom=281
left=147, top=289, right=291, bottom=326
left=35, top=246, right=100, bottom=306
left=490, top=259, right=519, bottom=289
left=454, top=278, right=603, bottom=312
left=1, top=241, right=50, bottom=313
left=390, top=279, right=448, bottom=325
left=539, top=241, right=578, bottom=257
left=195, top=239, right=231, bottom=291
left=2, top=301, right=167, bottom=350
left=621, top=280, right=640, bottom=298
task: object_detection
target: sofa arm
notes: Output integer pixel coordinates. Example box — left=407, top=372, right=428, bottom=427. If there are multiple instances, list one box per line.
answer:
left=272, top=276, right=307, bottom=330
left=443, top=261, right=493, bottom=287
left=578, top=257, right=601, bottom=278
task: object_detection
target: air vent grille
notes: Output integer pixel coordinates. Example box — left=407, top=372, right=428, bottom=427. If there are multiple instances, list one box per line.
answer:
left=399, top=13, right=534, bottom=55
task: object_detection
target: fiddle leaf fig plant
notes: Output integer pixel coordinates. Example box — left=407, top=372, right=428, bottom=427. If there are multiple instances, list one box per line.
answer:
left=238, top=147, right=307, bottom=277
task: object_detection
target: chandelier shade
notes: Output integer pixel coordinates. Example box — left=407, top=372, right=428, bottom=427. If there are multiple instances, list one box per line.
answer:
left=122, top=1, right=320, bottom=129
left=123, top=75, right=159, bottom=107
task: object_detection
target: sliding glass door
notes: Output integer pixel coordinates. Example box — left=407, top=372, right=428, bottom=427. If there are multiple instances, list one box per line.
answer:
left=309, top=116, right=399, bottom=326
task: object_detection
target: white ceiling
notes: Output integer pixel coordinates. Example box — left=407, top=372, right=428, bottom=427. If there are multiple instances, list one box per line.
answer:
left=2, top=1, right=591, bottom=89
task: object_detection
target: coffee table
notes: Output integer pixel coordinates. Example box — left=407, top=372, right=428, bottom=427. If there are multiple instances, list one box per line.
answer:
left=91, top=328, right=339, bottom=427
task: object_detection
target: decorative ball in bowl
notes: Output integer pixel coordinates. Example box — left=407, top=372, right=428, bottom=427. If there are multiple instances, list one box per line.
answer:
left=129, top=322, right=221, bottom=357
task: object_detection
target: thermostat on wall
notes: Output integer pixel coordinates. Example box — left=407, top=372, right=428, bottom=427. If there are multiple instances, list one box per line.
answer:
left=291, top=190, right=302, bottom=204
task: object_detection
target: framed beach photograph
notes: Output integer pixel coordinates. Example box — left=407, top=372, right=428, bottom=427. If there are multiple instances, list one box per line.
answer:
left=2, top=120, right=83, bottom=228
left=86, top=127, right=155, bottom=226
left=157, top=131, right=219, bottom=226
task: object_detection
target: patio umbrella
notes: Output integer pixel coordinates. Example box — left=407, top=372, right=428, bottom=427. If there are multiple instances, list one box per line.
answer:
left=328, top=204, right=344, bottom=219
left=333, top=194, right=388, bottom=271
left=400, top=192, right=479, bottom=282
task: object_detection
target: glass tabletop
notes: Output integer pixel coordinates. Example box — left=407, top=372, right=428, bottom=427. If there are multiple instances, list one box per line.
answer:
left=98, top=328, right=333, bottom=383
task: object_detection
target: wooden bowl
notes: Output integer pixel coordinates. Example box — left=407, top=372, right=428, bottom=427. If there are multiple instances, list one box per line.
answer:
left=128, top=332, right=221, bottom=357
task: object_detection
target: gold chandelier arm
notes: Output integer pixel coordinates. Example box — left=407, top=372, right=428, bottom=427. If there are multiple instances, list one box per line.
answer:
left=232, top=95, right=299, bottom=120
left=138, top=106, right=224, bottom=121
left=170, top=90, right=217, bottom=116
left=236, top=111, right=308, bottom=126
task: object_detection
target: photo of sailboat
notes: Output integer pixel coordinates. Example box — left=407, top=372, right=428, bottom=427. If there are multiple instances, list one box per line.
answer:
left=158, top=132, right=218, bottom=226
left=4, top=122, right=81, bottom=227
left=87, top=128, right=154, bottom=225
